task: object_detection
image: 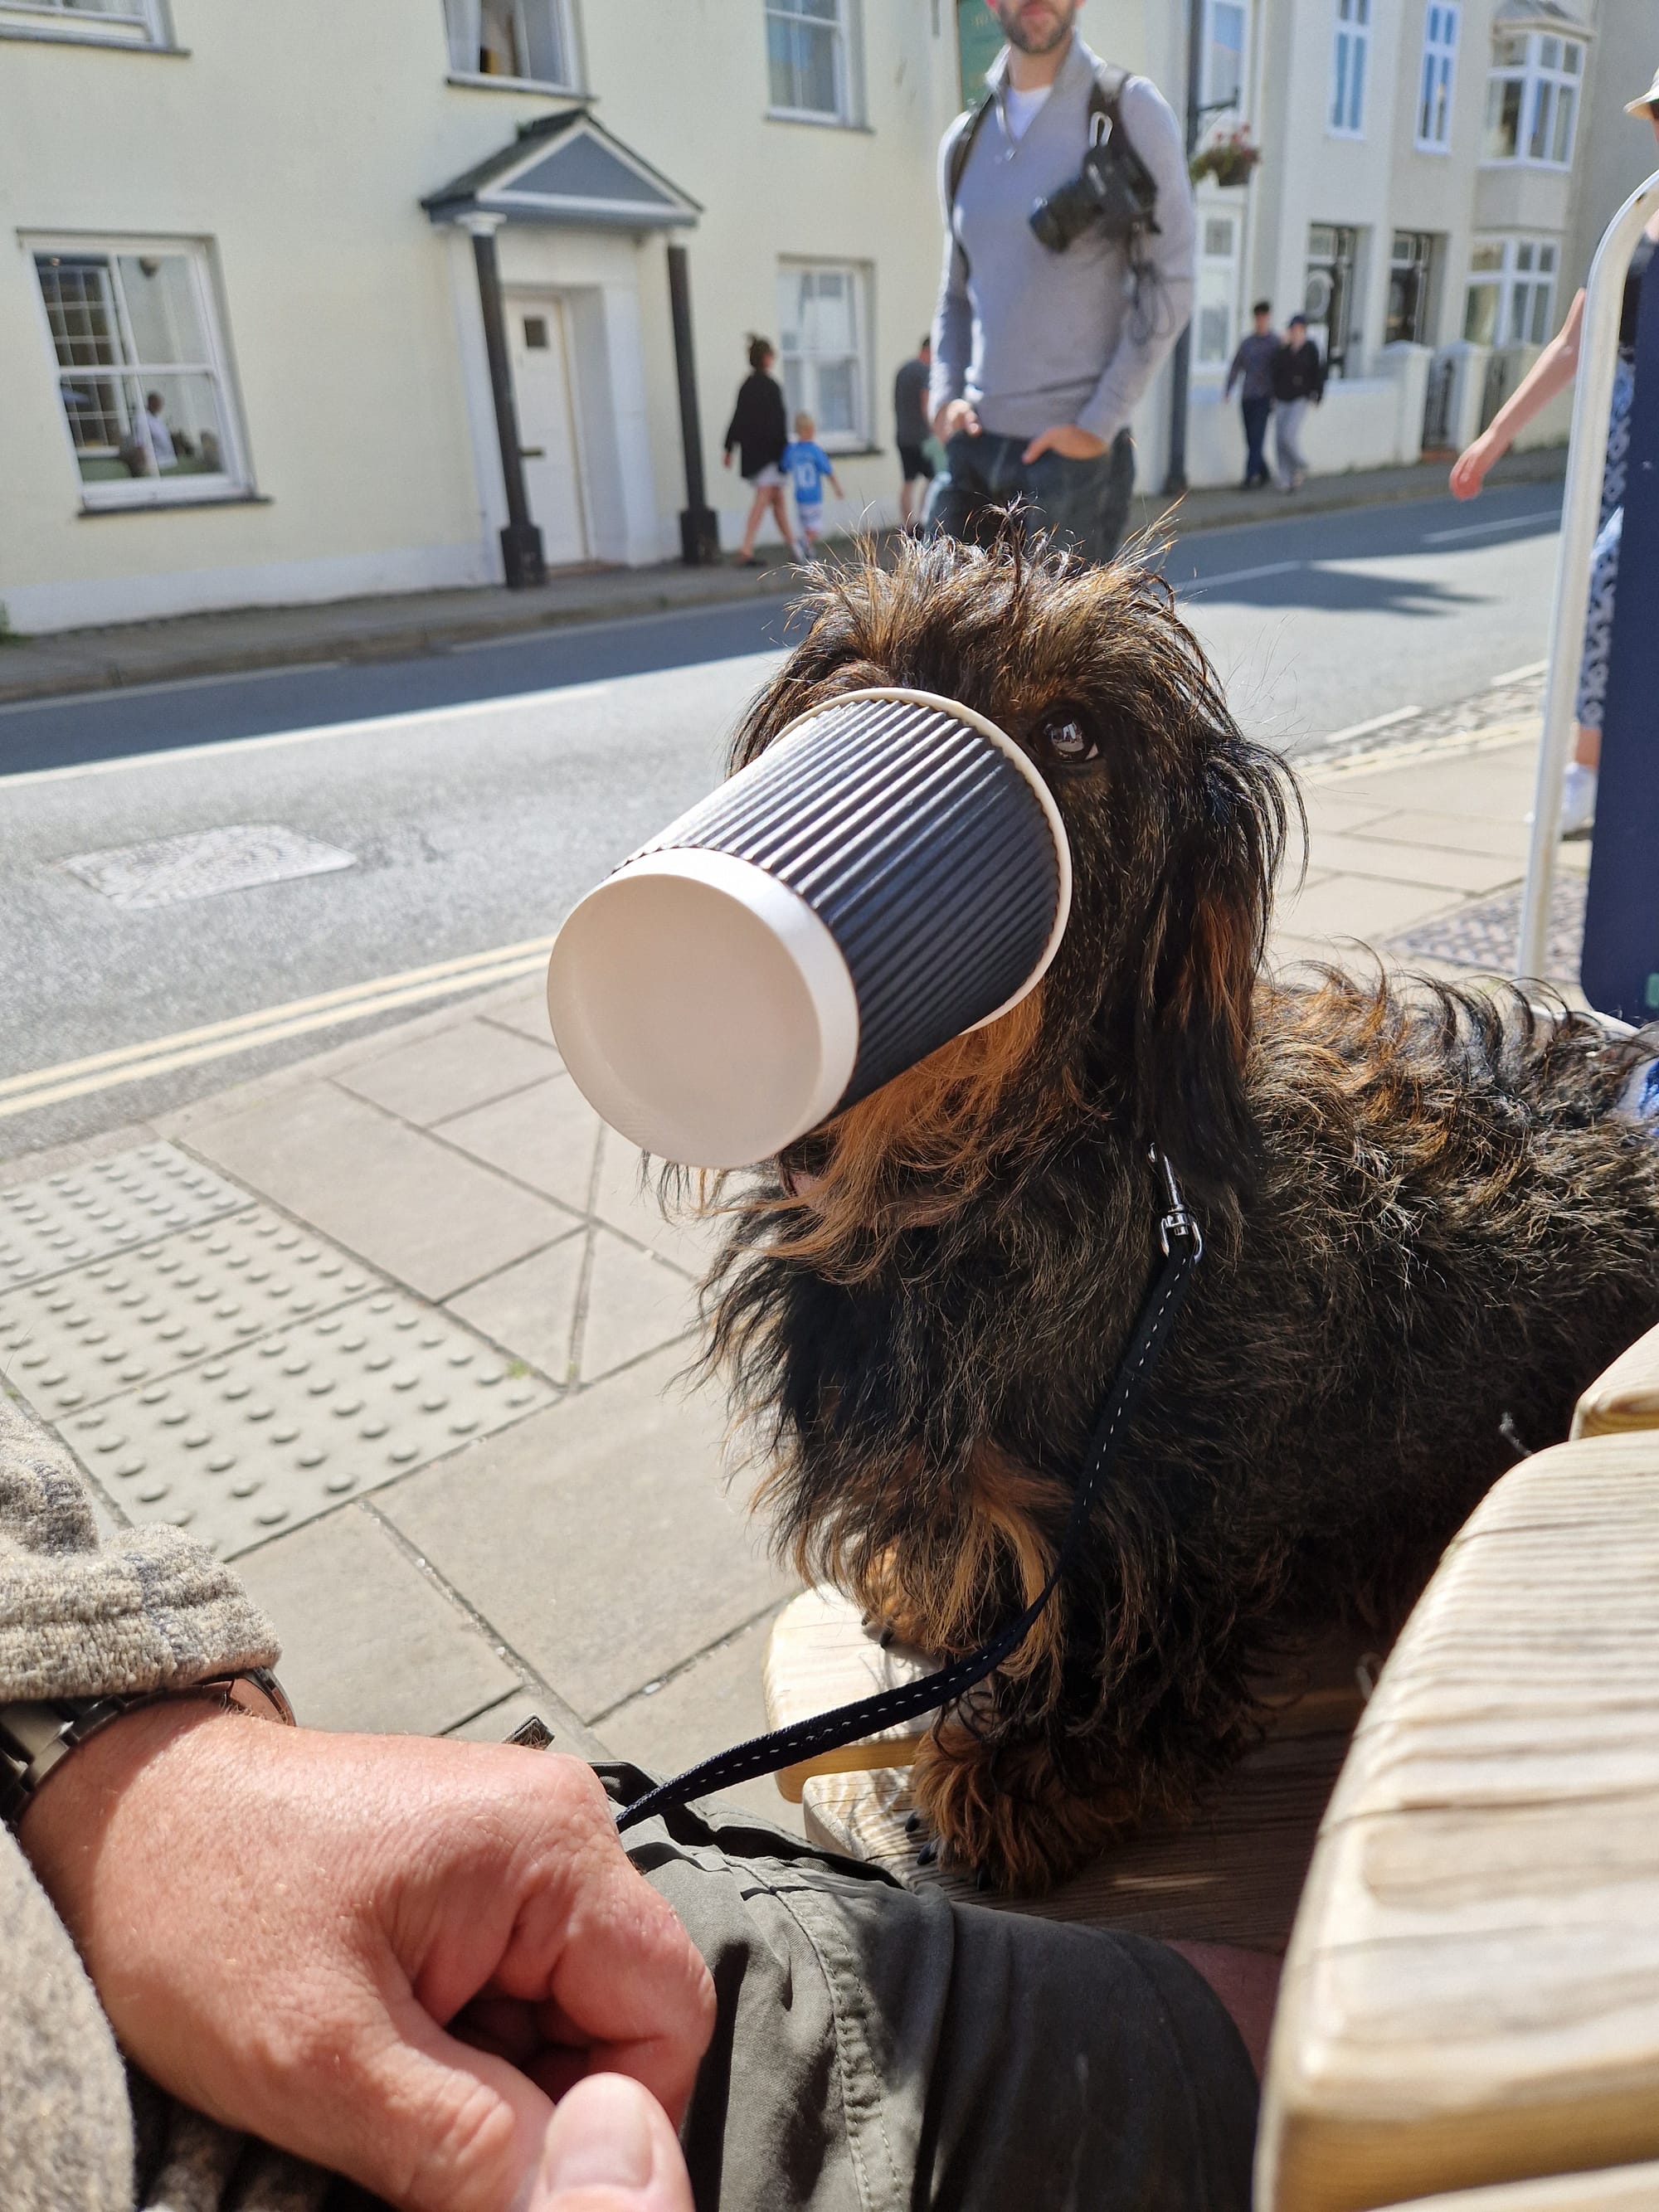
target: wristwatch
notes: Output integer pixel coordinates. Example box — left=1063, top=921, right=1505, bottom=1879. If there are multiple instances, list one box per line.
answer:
left=0, top=1667, right=294, bottom=1831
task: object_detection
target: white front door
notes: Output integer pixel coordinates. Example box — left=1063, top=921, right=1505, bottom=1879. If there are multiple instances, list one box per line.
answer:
left=508, top=294, right=587, bottom=567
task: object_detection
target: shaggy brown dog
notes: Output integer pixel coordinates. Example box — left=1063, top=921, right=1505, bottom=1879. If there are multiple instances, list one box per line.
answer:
left=688, top=532, right=1659, bottom=1891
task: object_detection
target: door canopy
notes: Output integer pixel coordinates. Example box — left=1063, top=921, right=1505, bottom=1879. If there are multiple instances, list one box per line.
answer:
left=424, top=110, right=701, bottom=232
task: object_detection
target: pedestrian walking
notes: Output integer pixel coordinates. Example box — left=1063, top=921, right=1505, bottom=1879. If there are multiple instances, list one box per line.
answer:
left=782, top=411, right=844, bottom=555
left=1271, top=314, right=1324, bottom=493
left=722, top=335, right=800, bottom=566
left=1451, top=70, right=1659, bottom=838
left=927, top=0, right=1195, bottom=566
left=894, top=336, right=935, bottom=531
left=1224, top=301, right=1277, bottom=489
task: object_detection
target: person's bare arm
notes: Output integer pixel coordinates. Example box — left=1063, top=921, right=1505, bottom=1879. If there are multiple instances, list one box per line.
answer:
left=21, top=1705, right=713, bottom=2212
left=1450, top=288, right=1584, bottom=498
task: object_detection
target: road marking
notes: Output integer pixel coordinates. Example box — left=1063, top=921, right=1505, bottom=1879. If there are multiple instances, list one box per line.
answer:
left=1421, top=510, right=1559, bottom=544
left=1490, top=659, right=1548, bottom=683
left=0, top=936, right=557, bottom=1120
left=0, top=679, right=615, bottom=791
left=1181, top=559, right=1303, bottom=594
left=0, top=660, right=342, bottom=718
left=1318, top=705, right=1423, bottom=746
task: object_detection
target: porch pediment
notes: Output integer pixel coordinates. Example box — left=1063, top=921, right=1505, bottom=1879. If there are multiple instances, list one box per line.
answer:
left=423, top=110, right=700, bottom=231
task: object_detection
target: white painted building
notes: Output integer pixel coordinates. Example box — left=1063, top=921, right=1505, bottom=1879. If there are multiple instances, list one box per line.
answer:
left=1, top=0, right=961, bottom=632
left=4, top=0, right=1647, bottom=634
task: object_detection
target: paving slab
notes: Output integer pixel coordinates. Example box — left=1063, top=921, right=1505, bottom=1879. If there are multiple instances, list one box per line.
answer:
left=598, top=1607, right=805, bottom=1835
left=1326, top=746, right=1533, bottom=818
left=1358, top=807, right=1534, bottom=861
left=446, top=1232, right=586, bottom=1387
left=437, top=1074, right=601, bottom=1213
left=0, top=1206, right=377, bottom=1422
left=1301, top=832, right=1522, bottom=897
left=0, top=1142, right=248, bottom=1290
left=578, top=1229, right=699, bottom=1383
left=338, top=1018, right=561, bottom=1128
left=382, top=1347, right=790, bottom=1724
left=181, top=1081, right=573, bottom=1298
left=234, top=1503, right=520, bottom=1736
left=56, top=1285, right=554, bottom=1557
left=591, top=1129, right=722, bottom=1277
left=1275, top=871, right=1468, bottom=946
left=476, top=984, right=562, bottom=1048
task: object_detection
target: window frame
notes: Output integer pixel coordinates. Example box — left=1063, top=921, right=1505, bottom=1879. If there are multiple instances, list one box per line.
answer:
left=1194, top=209, right=1241, bottom=374
left=1481, top=28, right=1584, bottom=169
left=28, top=234, right=251, bottom=513
left=776, top=259, right=873, bottom=452
left=1415, top=1, right=1458, bottom=152
left=443, top=0, right=581, bottom=95
left=1462, top=231, right=1559, bottom=348
left=766, top=0, right=864, bottom=128
left=1328, top=0, right=1370, bottom=139
left=0, top=0, right=170, bottom=47
left=1201, top=0, right=1249, bottom=117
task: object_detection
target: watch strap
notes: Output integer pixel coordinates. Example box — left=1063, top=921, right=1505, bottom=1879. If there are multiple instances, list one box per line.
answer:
left=0, top=1667, right=293, bottom=1830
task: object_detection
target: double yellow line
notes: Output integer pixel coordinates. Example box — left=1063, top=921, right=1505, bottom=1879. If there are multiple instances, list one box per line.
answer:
left=0, top=935, right=556, bottom=1122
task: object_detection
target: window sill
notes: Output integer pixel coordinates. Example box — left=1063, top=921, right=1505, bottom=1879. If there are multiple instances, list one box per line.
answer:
left=1324, top=125, right=1367, bottom=141
left=1413, top=139, right=1452, bottom=154
left=1477, top=156, right=1574, bottom=173
left=78, top=493, right=270, bottom=518
left=819, top=444, right=883, bottom=459
left=446, top=70, right=586, bottom=97
left=766, top=109, right=873, bottom=134
left=0, top=23, right=186, bottom=51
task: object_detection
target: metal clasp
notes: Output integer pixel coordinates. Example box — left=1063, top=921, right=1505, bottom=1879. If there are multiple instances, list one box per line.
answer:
left=1153, top=1149, right=1204, bottom=1262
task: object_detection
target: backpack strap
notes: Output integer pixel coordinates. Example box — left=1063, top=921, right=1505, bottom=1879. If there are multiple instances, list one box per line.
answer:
left=945, top=91, right=994, bottom=215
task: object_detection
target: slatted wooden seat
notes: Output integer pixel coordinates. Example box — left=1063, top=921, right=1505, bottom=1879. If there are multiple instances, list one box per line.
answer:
left=1258, top=1425, right=1659, bottom=2209
left=1370, top=2169, right=1659, bottom=2210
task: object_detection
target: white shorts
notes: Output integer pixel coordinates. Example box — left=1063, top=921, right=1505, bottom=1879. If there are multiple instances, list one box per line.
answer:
left=749, top=464, right=784, bottom=488
left=796, top=502, right=824, bottom=533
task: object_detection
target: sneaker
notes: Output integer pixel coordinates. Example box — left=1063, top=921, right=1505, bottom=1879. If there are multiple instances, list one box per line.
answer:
left=1560, top=761, right=1598, bottom=839
left=1292, top=469, right=1307, bottom=490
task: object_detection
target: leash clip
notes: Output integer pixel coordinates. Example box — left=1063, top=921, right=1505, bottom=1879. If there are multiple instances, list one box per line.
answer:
left=1153, top=1150, right=1203, bottom=1262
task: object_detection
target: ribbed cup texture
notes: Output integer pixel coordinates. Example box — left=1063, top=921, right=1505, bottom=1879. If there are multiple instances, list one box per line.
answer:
left=633, top=696, right=1060, bottom=1111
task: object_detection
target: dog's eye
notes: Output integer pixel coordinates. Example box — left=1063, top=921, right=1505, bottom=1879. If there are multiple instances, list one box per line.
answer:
left=1035, top=716, right=1099, bottom=765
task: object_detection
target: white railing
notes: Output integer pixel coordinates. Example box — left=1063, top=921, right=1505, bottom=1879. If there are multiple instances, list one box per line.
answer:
left=1516, top=167, right=1659, bottom=985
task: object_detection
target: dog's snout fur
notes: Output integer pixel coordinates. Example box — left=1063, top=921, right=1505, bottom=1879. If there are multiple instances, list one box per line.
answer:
left=683, top=532, right=1659, bottom=1890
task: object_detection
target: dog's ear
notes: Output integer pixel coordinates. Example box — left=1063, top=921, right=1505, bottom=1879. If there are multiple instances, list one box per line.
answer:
left=1133, top=737, right=1289, bottom=1207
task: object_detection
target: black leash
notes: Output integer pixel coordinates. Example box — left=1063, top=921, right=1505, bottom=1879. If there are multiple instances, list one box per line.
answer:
left=616, top=1155, right=1203, bottom=1833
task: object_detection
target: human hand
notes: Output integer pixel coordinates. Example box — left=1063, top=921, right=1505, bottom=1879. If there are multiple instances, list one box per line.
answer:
left=1021, top=424, right=1107, bottom=464
left=933, top=397, right=980, bottom=441
left=722, top=450, right=733, bottom=469
left=1449, top=433, right=1501, bottom=500
left=538, top=2074, right=693, bottom=2210
left=21, top=1705, right=714, bottom=2212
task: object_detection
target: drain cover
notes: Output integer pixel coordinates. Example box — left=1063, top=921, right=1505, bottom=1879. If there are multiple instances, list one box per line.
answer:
left=0, top=1144, right=250, bottom=1290
left=0, top=1206, right=377, bottom=1420
left=64, top=1290, right=555, bottom=1557
left=60, top=824, right=356, bottom=908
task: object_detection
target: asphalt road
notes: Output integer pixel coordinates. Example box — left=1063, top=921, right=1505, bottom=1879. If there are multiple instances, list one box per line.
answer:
left=1, top=478, right=1564, bottom=1157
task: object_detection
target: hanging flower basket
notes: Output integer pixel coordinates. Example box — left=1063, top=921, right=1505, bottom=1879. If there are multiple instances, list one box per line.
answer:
left=1190, top=129, right=1262, bottom=189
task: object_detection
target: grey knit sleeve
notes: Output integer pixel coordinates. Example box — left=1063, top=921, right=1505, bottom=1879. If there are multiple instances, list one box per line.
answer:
left=0, top=1393, right=277, bottom=1703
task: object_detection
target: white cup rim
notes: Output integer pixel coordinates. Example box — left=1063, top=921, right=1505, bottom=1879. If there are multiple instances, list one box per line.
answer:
left=772, top=686, right=1073, bottom=1029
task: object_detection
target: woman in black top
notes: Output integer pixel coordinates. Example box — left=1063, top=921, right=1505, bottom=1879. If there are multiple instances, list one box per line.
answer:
left=723, top=336, right=801, bottom=566
left=1451, top=83, right=1659, bottom=836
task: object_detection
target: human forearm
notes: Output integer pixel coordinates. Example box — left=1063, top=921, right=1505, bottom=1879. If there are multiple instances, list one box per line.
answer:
left=1482, top=289, right=1585, bottom=455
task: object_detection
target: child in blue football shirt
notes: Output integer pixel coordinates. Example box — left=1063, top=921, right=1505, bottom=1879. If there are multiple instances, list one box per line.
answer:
left=781, top=412, right=843, bottom=556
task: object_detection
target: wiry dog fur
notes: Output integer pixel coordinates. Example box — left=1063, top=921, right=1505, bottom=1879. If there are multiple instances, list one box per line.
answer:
left=684, top=532, right=1659, bottom=1890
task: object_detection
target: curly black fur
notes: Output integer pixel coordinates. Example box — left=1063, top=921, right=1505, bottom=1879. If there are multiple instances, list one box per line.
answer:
left=685, top=532, right=1659, bottom=1889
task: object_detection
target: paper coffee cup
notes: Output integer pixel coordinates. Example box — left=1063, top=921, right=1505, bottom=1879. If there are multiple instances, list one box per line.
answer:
left=546, top=687, right=1072, bottom=1167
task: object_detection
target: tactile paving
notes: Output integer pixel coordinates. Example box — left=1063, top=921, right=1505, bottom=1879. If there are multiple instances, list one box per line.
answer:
left=0, top=1208, right=379, bottom=1421
left=0, top=1144, right=250, bottom=1291
left=64, top=1290, right=557, bottom=1557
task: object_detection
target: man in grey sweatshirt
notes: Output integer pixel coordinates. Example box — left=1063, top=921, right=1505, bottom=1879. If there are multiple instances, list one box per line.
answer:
left=928, top=0, right=1195, bottom=564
